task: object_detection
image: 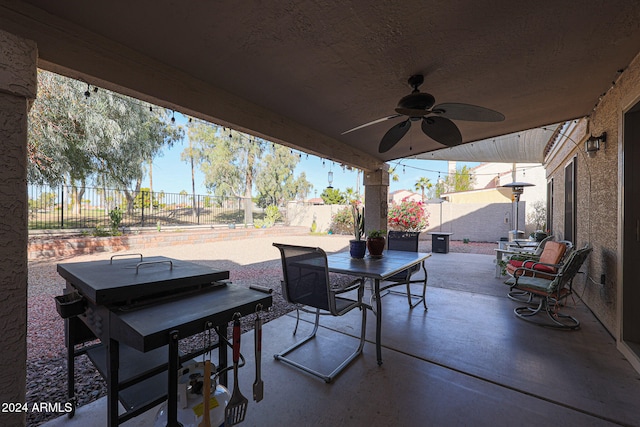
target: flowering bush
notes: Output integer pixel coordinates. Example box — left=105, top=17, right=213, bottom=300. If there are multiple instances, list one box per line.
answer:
left=388, top=198, right=429, bottom=232
left=329, top=202, right=365, bottom=239
left=330, top=206, right=354, bottom=235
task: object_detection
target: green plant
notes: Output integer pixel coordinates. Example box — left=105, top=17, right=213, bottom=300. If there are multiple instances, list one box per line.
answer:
left=108, top=207, right=123, bottom=230
left=367, top=229, right=386, bottom=239
left=329, top=206, right=353, bottom=235
left=255, top=205, right=281, bottom=228
left=351, top=202, right=365, bottom=240
left=92, top=226, right=121, bottom=237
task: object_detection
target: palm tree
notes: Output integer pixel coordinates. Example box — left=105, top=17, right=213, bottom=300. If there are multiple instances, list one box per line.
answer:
left=415, top=177, right=432, bottom=202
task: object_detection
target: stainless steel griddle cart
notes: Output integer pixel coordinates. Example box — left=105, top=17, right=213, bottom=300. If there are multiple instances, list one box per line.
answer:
left=55, top=254, right=272, bottom=427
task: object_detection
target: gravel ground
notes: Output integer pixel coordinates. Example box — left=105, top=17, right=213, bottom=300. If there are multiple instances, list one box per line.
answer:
left=26, top=234, right=495, bottom=426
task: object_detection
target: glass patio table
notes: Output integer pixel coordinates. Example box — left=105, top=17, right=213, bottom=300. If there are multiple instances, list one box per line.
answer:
left=326, top=249, right=431, bottom=365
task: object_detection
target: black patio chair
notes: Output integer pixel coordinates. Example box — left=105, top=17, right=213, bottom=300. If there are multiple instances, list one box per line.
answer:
left=377, top=231, right=428, bottom=310
left=504, top=245, right=592, bottom=329
left=272, top=243, right=366, bottom=383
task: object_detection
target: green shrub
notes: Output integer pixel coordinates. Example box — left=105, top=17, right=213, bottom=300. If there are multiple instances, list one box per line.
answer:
left=108, top=207, right=123, bottom=230
left=330, top=206, right=353, bottom=235
left=254, top=205, right=281, bottom=228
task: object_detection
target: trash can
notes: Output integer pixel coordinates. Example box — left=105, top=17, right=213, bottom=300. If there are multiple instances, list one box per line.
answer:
left=429, top=232, right=453, bottom=254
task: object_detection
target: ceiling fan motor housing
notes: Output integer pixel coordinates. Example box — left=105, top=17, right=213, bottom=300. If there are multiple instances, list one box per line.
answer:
left=397, top=92, right=435, bottom=114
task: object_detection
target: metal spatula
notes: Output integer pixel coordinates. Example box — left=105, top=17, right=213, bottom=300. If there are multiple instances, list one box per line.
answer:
left=252, top=313, right=264, bottom=402
left=225, top=318, right=248, bottom=425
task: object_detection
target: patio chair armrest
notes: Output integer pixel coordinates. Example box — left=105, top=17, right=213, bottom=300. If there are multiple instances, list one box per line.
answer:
left=330, top=275, right=364, bottom=294
left=526, top=260, right=562, bottom=269
left=511, top=265, right=560, bottom=279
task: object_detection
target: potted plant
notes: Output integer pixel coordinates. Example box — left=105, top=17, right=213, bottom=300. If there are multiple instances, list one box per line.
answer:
left=349, top=202, right=367, bottom=258
left=367, top=229, right=386, bottom=257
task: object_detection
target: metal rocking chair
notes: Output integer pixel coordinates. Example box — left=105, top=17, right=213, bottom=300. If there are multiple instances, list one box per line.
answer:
left=272, top=243, right=366, bottom=383
left=504, top=245, right=592, bottom=329
left=505, top=240, right=573, bottom=303
left=377, top=231, right=428, bottom=310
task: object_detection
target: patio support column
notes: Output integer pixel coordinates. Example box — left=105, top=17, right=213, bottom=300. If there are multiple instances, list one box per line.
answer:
left=0, top=29, right=37, bottom=427
left=364, top=168, right=389, bottom=234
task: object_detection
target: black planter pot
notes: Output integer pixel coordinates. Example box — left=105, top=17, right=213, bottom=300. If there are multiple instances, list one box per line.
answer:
left=350, top=239, right=367, bottom=259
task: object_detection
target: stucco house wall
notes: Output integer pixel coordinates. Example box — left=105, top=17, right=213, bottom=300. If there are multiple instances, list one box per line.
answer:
left=544, top=52, right=640, bottom=337
left=0, top=28, right=36, bottom=426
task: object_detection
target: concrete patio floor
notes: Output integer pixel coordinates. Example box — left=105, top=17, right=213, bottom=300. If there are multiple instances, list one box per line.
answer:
left=42, top=251, right=640, bottom=426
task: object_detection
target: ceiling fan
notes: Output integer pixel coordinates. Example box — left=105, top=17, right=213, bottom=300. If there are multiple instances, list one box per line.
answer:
left=342, top=74, right=505, bottom=153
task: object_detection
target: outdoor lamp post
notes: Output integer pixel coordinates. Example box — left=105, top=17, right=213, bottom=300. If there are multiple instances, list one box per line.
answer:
left=501, top=181, right=534, bottom=240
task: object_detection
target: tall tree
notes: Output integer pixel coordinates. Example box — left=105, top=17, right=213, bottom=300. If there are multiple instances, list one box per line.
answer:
left=28, top=70, right=182, bottom=213
left=255, top=145, right=312, bottom=207
left=93, top=104, right=183, bottom=212
left=181, top=133, right=199, bottom=216
left=414, top=177, right=432, bottom=202
left=435, top=165, right=476, bottom=197
left=320, top=187, right=346, bottom=205
left=188, top=123, right=263, bottom=224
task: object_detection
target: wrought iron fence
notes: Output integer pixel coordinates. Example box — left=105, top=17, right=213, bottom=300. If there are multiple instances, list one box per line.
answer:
left=27, top=185, right=251, bottom=230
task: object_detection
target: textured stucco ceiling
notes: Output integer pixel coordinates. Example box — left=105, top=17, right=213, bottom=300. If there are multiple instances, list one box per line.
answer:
left=2, top=1, right=640, bottom=170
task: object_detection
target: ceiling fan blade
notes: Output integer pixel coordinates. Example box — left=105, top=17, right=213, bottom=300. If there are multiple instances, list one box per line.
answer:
left=432, top=103, right=505, bottom=122
left=379, top=119, right=411, bottom=153
left=342, top=114, right=402, bottom=135
left=421, top=117, right=462, bottom=146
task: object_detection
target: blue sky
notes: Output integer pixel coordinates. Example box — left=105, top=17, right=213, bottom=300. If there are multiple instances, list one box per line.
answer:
left=145, top=114, right=473, bottom=197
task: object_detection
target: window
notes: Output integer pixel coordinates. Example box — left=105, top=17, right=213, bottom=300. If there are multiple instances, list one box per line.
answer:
left=564, top=158, right=576, bottom=243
